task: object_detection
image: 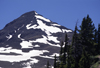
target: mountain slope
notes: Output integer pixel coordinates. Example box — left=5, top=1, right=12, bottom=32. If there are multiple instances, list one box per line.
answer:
left=0, top=11, right=73, bottom=68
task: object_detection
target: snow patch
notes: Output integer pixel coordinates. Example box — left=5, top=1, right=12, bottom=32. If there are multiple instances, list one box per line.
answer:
left=18, top=34, right=34, bottom=49
left=29, top=35, right=60, bottom=47
left=40, top=55, right=54, bottom=59
left=6, top=34, right=12, bottom=40
left=51, top=66, right=54, bottom=68
left=35, top=15, right=51, bottom=22
left=26, top=24, right=37, bottom=30
left=26, top=20, right=62, bottom=34
left=20, top=41, right=33, bottom=48
left=51, top=24, right=61, bottom=26
left=35, top=11, right=38, bottom=15
left=6, top=45, right=9, bottom=47
left=50, top=53, right=59, bottom=57
left=0, top=47, right=49, bottom=62
left=31, top=21, right=33, bottom=22
left=22, top=59, right=39, bottom=68
left=17, top=25, right=24, bottom=30
left=47, top=36, right=59, bottom=43
left=62, top=29, right=72, bottom=33
left=15, top=30, right=16, bottom=33
left=18, top=34, right=24, bottom=40
left=34, top=45, right=40, bottom=47
left=37, top=20, right=62, bottom=33
left=18, top=34, right=21, bottom=38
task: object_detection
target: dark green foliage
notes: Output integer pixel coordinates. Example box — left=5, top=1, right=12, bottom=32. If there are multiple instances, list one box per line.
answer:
left=51, top=15, right=100, bottom=68
left=63, top=34, right=68, bottom=64
left=79, top=15, right=96, bottom=67
left=47, top=61, right=50, bottom=68
left=79, top=47, right=90, bottom=68
left=94, top=24, right=100, bottom=55
left=94, top=29, right=98, bottom=43
left=98, top=24, right=100, bottom=43
left=59, top=41, right=64, bottom=62
left=97, top=24, right=100, bottom=54
left=94, top=29, right=98, bottom=55
left=71, top=23, right=82, bottom=68
left=60, top=41, right=63, bottom=56
left=59, top=62, right=64, bottom=68
left=79, top=15, right=95, bottom=56
left=54, top=55, right=57, bottom=68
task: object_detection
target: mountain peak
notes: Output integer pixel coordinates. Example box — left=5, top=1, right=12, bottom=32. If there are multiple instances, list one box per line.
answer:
left=0, top=11, right=73, bottom=68
left=21, top=11, right=36, bottom=17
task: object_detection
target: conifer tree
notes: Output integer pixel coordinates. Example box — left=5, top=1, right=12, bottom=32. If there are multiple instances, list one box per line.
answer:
left=54, top=55, right=57, bottom=68
left=94, top=29, right=98, bottom=43
left=71, top=23, right=81, bottom=68
left=60, top=41, right=63, bottom=55
left=63, top=34, right=68, bottom=64
left=98, top=24, right=100, bottom=54
left=65, top=45, right=72, bottom=68
left=47, top=61, right=50, bottom=68
left=79, top=15, right=95, bottom=55
left=94, top=29, right=98, bottom=55
left=59, top=62, right=64, bottom=68
left=59, top=41, right=64, bottom=63
left=79, top=15, right=95, bottom=67
left=79, top=47, right=90, bottom=68
left=95, top=24, right=100, bottom=55
left=66, top=35, right=75, bottom=68
left=59, top=41, right=64, bottom=62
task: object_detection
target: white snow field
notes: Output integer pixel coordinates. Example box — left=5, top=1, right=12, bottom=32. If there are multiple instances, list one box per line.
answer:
left=0, top=47, right=51, bottom=68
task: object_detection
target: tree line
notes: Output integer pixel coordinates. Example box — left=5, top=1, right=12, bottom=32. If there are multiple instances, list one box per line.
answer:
left=46, top=15, right=100, bottom=68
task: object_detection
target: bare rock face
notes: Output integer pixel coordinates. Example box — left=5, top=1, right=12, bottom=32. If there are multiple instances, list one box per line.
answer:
left=0, top=11, right=73, bottom=68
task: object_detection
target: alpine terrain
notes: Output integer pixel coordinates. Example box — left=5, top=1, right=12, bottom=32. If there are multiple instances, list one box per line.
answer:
left=0, top=11, right=73, bottom=68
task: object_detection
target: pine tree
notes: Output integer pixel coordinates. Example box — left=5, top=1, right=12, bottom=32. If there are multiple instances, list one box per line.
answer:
left=79, top=47, right=90, bottom=68
left=95, top=24, right=100, bottom=55
left=54, top=55, right=57, bottom=68
left=79, top=15, right=95, bottom=67
left=59, top=41, right=64, bottom=63
left=94, top=29, right=98, bottom=55
left=98, top=24, right=100, bottom=54
left=59, top=62, right=64, bottom=68
left=63, top=34, right=68, bottom=64
left=66, top=38, right=75, bottom=68
left=47, top=61, right=50, bottom=68
left=94, top=29, right=98, bottom=43
left=79, top=15, right=95, bottom=55
left=71, top=23, right=81, bottom=68
left=60, top=41, right=63, bottom=55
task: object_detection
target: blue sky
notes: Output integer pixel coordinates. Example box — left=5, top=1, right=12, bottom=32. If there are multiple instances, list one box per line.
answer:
left=0, top=0, right=100, bottom=30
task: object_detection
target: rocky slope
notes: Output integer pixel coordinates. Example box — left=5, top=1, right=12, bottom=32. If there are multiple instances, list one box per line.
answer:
left=0, top=11, right=73, bottom=68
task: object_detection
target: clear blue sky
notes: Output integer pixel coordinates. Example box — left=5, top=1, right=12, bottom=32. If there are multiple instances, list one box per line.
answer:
left=0, top=0, right=100, bottom=30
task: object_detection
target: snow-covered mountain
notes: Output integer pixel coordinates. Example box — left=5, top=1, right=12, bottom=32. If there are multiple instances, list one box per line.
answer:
left=0, top=11, right=73, bottom=68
